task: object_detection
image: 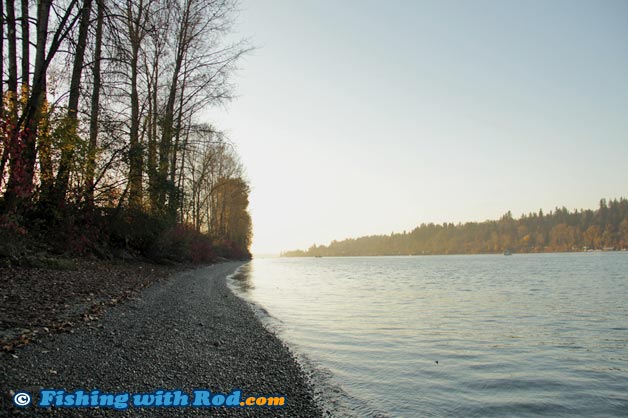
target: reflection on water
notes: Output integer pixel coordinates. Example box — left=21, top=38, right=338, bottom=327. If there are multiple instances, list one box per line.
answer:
left=229, top=263, right=255, bottom=292
left=228, top=253, right=628, bottom=417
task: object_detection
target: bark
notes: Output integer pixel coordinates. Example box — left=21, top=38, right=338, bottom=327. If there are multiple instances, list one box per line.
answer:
left=0, top=0, right=4, bottom=108
left=4, top=0, right=81, bottom=210
left=157, top=0, right=190, bottom=213
left=4, top=0, right=51, bottom=211
left=167, top=69, right=187, bottom=218
left=37, top=100, right=53, bottom=194
left=67, top=0, right=93, bottom=118
left=0, top=0, right=6, bottom=186
left=20, top=0, right=29, bottom=88
left=85, top=0, right=104, bottom=206
left=53, top=0, right=93, bottom=205
left=127, top=0, right=144, bottom=208
left=6, top=0, right=17, bottom=99
left=147, top=49, right=159, bottom=212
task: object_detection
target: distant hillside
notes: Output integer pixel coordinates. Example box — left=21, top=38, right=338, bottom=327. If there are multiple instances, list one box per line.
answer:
left=282, top=198, right=628, bottom=257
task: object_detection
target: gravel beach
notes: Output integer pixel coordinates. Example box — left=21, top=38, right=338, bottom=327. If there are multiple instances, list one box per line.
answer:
left=0, top=262, right=324, bottom=417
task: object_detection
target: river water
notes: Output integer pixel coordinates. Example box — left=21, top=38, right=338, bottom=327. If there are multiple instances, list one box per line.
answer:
left=227, top=253, right=628, bottom=417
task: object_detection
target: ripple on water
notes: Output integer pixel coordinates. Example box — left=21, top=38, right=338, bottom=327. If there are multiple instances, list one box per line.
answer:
left=230, top=254, right=628, bottom=417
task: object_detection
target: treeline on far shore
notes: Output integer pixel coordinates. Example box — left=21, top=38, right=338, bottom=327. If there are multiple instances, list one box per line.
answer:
left=283, top=198, right=628, bottom=257
left=0, top=0, right=252, bottom=263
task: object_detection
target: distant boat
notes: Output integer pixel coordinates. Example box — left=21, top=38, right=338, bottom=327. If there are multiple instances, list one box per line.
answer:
left=503, top=250, right=512, bottom=256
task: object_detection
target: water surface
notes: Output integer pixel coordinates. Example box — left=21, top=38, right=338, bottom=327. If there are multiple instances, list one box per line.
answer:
left=228, top=253, right=628, bottom=417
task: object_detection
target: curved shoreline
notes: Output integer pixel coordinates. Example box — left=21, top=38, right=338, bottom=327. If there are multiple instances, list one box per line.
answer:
left=0, top=262, right=324, bottom=417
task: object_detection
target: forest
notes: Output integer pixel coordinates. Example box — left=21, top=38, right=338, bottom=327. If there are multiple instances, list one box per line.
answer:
left=283, top=198, right=628, bottom=257
left=0, top=0, right=252, bottom=261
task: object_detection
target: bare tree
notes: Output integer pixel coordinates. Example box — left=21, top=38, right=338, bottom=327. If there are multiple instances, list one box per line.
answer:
left=3, top=0, right=81, bottom=211
left=1, top=0, right=252, bottom=258
left=126, top=0, right=151, bottom=207
left=156, top=0, right=246, bottom=217
left=84, top=0, right=105, bottom=206
left=52, top=0, right=93, bottom=205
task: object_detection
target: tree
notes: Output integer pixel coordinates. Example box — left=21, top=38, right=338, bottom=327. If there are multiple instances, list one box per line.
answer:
left=3, top=0, right=82, bottom=211
left=123, top=0, right=151, bottom=208
left=84, top=0, right=105, bottom=206
left=1, top=0, right=252, bottom=261
left=52, top=0, right=94, bottom=207
left=20, top=0, right=29, bottom=89
left=583, top=225, right=601, bottom=249
left=284, top=198, right=628, bottom=256
left=620, top=219, right=628, bottom=249
left=549, top=223, right=576, bottom=251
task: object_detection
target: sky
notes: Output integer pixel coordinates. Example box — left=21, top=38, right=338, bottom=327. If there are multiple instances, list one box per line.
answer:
left=206, top=0, right=628, bottom=255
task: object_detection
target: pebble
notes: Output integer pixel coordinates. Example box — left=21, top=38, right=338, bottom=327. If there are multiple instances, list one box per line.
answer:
left=0, top=262, right=323, bottom=417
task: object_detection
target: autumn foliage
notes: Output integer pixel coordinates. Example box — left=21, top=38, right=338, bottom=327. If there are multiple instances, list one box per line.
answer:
left=285, top=198, right=628, bottom=257
left=0, top=0, right=251, bottom=262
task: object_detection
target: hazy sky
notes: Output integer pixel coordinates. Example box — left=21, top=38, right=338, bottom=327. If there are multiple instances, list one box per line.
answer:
left=208, top=0, right=628, bottom=254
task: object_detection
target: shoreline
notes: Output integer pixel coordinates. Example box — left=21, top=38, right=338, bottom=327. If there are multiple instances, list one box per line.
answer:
left=280, top=249, right=628, bottom=258
left=0, top=262, right=324, bottom=417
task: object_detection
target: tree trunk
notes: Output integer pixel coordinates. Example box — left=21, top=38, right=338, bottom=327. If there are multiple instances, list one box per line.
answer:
left=0, top=0, right=6, bottom=187
left=85, top=0, right=104, bottom=207
left=158, top=0, right=190, bottom=214
left=20, top=0, right=29, bottom=88
left=4, top=0, right=51, bottom=211
left=6, top=0, right=18, bottom=99
left=167, top=71, right=187, bottom=219
left=53, top=0, right=93, bottom=206
left=127, top=0, right=144, bottom=209
left=0, top=0, right=4, bottom=110
left=147, top=52, right=159, bottom=212
left=37, top=99, right=54, bottom=196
